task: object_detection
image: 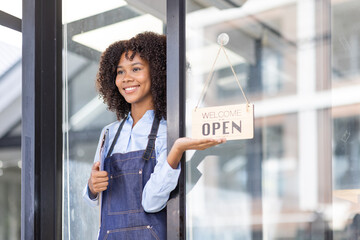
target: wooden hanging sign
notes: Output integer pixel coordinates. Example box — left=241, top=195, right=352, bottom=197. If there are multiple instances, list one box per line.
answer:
left=192, top=103, right=254, bottom=140
left=191, top=33, right=254, bottom=141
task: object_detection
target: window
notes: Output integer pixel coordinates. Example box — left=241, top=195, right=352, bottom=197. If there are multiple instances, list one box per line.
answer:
left=185, top=0, right=360, bottom=238
left=0, top=7, right=22, bottom=240
left=62, top=0, right=166, bottom=238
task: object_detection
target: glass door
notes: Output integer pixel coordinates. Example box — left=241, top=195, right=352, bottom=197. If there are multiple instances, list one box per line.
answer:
left=62, top=0, right=166, bottom=238
left=185, top=0, right=360, bottom=239
left=0, top=2, right=22, bottom=239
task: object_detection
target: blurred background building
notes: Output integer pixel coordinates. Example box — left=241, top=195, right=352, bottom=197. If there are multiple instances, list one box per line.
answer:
left=0, top=0, right=359, bottom=239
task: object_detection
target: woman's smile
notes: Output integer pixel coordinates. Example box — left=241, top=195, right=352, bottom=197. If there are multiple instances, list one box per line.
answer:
left=123, top=85, right=140, bottom=94
left=115, top=51, right=153, bottom=108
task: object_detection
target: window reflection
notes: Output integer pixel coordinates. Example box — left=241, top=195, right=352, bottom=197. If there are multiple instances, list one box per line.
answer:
left=186, top=0, right=360, bottom=239
left=0, top=1, right=22, bottom=19
left=62, top=1, right=165, bottom=239
left=333, top=115, right=360, bottom=190
left=333, top=1, right=360, bottom=81
left=0, top=25, right=21, bottom=240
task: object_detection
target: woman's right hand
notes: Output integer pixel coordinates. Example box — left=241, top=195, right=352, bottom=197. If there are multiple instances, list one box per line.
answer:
left=88, top=161, right=109, bottom=196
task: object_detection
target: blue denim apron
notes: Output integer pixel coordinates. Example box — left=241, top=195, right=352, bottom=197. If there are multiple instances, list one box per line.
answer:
left=98, top=116, right=166, bottom=240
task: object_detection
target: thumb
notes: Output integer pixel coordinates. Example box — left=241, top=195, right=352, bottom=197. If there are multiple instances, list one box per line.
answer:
left=92, top=161, right=100, bottom=171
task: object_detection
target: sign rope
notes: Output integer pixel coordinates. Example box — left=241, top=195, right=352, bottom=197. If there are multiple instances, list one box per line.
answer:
left=195, top=43, right=250, bottom=111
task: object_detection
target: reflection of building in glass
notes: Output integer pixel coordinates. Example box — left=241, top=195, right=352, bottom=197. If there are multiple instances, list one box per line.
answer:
left=62, top=1, right=166, bottom=239
left=0, top=0, right=167, bottom=239
left=0, top=24, right=22, bottom=240
left=185, top=0, right=360, bottom=239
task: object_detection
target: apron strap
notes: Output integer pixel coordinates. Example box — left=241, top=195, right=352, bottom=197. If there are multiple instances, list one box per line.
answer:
left=142, top=116, right=160, bottom=161
left=106, top=116, right=127, bottom=158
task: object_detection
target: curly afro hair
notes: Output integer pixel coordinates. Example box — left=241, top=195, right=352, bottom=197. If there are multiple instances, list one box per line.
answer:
left=96, top=32, right=166, bottom=120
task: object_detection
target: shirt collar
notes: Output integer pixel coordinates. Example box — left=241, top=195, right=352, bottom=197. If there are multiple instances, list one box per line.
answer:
left=127, top=110, right=155, bottom=123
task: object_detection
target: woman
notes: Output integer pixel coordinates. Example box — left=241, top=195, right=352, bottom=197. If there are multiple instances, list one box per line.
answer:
left=83, top=32, right=225, bottom=239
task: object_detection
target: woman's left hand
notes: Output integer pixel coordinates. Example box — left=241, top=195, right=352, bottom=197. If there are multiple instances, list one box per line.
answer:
left=174, top=137, right=226, bottom=152
left=167, top=137, right=226, bottom=169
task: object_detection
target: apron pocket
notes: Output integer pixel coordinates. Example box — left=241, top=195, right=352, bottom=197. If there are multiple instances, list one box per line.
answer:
left=108, top=169, right=143, bottom=214
left=103, top=225, right=160, bottom=240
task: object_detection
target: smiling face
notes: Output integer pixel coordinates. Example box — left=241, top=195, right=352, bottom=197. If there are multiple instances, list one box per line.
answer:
left=115, top=51, right=153, bottom=110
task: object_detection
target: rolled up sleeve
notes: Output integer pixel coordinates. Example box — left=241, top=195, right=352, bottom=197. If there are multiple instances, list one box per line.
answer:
left=141, top=141, right=181, bottom=213
left=82, top=184, right=99, bottom=207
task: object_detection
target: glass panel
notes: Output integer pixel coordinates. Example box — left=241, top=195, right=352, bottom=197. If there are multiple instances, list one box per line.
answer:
left=62, top=0, right=165, bottom=238
left=332, top=1, right=360, bottom=237
left=186, top=0, right=360, bottom=239
left=0, top=0, right=22, bottom=19
left=0, top=26, right=22, bottom=239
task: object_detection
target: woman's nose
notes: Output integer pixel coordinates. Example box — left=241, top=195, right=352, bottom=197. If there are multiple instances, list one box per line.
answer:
left=122, top=72, right=133, bottom=82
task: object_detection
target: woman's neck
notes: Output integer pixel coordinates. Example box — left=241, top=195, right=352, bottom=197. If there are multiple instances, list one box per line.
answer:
left=130, top=103, right=154, bottom=127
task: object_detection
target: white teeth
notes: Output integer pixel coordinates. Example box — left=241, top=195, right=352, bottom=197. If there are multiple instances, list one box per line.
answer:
left=125, top=87, right=137, bottom=91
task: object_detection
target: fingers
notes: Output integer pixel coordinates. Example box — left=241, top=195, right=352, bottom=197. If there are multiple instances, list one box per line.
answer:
left=196, top=138, right=226, bottom=145
left=93, top=170, right=108, bottom=177
left=91, top=181, right=109, bottom=193
left=199, top=138, right=226, bottom=149
left=89, top=173, right=109, bottom=194
left=89, top=161, right=109, bottom=194
left=92, top=161, right=100, bottom=171
left=194, top=142, right=221, bottom=150
left=188, top=138, right=226, bottom=150
left=91, top=171, right=108, bottom=182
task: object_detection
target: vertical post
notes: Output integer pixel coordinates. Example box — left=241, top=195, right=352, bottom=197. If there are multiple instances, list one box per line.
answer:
left=297, top=0, right=318, bottom=211
left=316, top=0, right=332, bottom=204
left=316, top=0, right=332, bottom=239
left=248, top=39, right=262, bottom=93
left=22, top=0, right=62, bottom=239
left=166, top=0, right=186, bottom=239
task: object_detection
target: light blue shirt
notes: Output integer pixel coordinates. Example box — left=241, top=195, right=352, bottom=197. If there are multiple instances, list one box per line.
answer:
left=83, top=110, right=181, bottom=213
